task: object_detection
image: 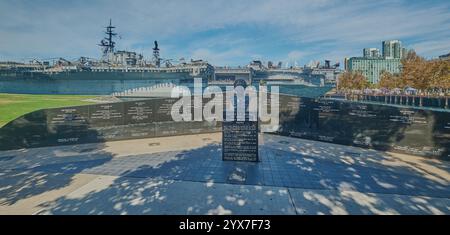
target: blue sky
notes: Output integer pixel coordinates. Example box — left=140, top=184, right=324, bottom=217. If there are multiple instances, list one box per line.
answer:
left=0, top=0, right=449, bottom=66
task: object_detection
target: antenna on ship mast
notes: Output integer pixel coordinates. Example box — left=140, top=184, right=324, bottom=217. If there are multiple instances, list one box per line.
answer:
left=99, top=19, right=117, bottom=61
left=153, top=40, right=161, bottom=67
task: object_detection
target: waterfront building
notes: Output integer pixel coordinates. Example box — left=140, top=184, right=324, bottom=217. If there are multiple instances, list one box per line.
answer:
left=346, top=40, right=407, bottom=83
left=347, top=57, right=401, bottom=83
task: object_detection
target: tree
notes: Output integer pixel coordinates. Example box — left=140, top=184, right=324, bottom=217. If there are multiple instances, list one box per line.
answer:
left=400, top=51, right=450, bottom=93
left=428, top=59, right=450, bottom=90
left=400, top=51, right=429, bottom=90
left=339, top=51, right=449, bottom=95
left=338, top=71, right=352, bottom=91
left=338, top=71, right=370, bottom=91
left=378, top=71, right=403, bottom=89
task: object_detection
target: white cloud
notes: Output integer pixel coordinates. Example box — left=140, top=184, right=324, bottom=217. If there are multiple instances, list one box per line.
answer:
left=0, top=0, right=448, bottom=64
left=410, top=39, right=450, bottom=59
left=191, top=48, right=247, bottom=65
left=287, top=51, right=304, bottom=60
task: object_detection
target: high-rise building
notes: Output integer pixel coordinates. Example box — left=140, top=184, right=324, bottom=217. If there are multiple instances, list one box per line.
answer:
left=371, top=49, right=380, bottom=58
left=363, top=48, right=371, bottom=58
left=382, top=40, right=402, bottom=59
left=402, top=48, right=408, bottom=59
left=344, top=57, right=350, bottom=71
left=393, top=42, right=402, bottom=59
left=347, top=40, right=407, bottom=84
left=363, top=48, right=380, bottom=58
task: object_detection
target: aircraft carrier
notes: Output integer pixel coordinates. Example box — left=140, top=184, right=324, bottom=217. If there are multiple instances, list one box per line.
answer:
left=0, top=20, right=339, bottom=97
left=0, top=20, right=214, bottom=95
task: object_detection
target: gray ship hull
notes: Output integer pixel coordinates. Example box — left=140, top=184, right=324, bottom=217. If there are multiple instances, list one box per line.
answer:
left=0, top=70, right=202, bottom=95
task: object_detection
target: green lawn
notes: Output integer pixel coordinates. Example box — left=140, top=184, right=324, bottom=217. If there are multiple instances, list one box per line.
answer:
left=0, top=93, right=97, bottom=127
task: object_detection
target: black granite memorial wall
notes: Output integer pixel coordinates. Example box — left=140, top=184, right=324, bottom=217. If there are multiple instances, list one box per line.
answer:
left=1, top=93, right=448, bottom=160
left=0, top=97, right=222, bottom=150
left=271, top=94, right=450, bottom=160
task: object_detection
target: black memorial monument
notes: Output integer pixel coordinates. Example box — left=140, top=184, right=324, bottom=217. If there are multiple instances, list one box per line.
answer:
left=222, top=80, right=259, bottom=162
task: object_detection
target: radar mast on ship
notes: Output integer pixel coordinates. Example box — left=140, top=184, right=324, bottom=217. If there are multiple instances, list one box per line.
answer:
left=99, top=19, right=117, bottom=61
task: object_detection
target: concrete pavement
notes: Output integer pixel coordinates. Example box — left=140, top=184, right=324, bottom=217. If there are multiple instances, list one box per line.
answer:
left=0, top=133, right=449, bottom=215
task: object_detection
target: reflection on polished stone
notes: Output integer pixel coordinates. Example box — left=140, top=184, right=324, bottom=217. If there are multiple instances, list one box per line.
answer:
left=0, top=95, right=448, bottom=160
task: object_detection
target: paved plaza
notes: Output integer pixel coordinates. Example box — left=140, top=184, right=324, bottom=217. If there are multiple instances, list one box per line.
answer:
left=0, top=133, right=449, bottom=215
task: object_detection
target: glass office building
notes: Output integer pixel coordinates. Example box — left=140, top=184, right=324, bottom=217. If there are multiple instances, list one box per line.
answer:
left=382, top=40, right=403, bottom=59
